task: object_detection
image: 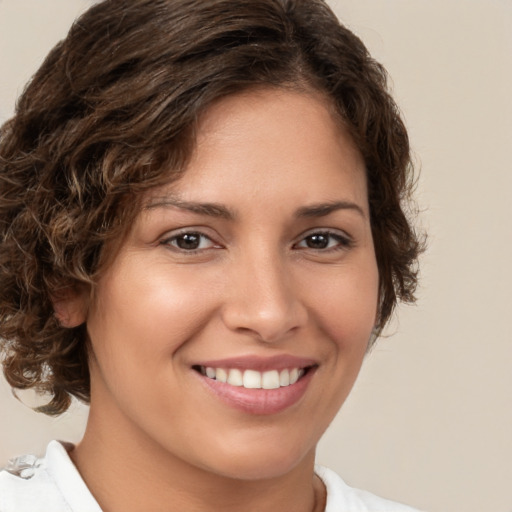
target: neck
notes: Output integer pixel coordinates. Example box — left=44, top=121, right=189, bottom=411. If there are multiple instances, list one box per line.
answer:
left=71, top=405, right=325, bottom=512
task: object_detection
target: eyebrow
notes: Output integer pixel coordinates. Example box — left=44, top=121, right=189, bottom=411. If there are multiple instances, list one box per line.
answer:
left=295, top=201, right=366, bottom=219
left=145, top=197, right=366, bottom=220
left=145, top=197, right=236, bottom=220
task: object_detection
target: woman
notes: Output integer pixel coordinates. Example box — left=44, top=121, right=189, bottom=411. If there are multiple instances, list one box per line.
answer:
left=0, top=0, right=422, bottom=510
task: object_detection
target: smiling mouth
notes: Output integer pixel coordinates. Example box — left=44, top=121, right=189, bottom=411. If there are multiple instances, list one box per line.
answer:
left=192, top=365, right=313, bottom=390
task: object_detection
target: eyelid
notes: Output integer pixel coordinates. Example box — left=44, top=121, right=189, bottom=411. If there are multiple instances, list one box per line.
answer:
left=293, top=228, right=354, bottom=250
left=160, top=227, right=223, bottom=252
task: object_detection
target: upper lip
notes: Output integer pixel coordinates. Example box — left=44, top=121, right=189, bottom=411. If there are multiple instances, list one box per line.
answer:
left=192, top=354, right=318, bottom=372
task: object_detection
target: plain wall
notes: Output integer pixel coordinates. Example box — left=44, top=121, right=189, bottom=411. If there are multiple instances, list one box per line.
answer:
left=1, top=1, right=511, bottom=511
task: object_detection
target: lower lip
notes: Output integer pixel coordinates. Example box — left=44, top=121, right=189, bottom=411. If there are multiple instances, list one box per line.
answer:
left=196, top=369, right=315, bottom=415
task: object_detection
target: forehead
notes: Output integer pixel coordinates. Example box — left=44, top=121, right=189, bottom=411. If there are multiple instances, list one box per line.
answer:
left=144, top=87, right=368, bottom=212
left=194, top=87, right=352, bottom=164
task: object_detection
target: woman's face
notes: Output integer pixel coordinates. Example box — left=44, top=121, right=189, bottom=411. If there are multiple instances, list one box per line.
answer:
left=82, top=88, right=379, bottom=480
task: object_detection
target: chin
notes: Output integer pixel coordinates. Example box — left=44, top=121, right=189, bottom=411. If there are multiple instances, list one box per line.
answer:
left=197, top=437, right=316, bottom=481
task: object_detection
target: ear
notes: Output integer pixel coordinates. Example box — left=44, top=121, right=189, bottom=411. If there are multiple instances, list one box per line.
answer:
left=52, top=287, right=89, bottom=328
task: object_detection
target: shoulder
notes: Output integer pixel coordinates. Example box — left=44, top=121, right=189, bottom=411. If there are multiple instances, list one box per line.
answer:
left=0, top=441, right=101, bottom=512
left=0, top=448, right=65, bottom=512
left=316, top=465, right=422, bottom=512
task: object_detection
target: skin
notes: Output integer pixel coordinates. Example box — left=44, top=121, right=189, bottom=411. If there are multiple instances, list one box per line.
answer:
left=65, top=88, right=379, bottom=512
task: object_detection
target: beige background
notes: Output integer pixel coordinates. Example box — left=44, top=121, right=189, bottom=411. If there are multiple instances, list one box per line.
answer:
left=1, top=1, right=511, bottom=511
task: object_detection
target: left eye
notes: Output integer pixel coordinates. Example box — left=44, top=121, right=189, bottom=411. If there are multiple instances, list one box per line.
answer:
left=164, top=232, right=216, bottom=251
left=295, top=232, right=350, bottom=250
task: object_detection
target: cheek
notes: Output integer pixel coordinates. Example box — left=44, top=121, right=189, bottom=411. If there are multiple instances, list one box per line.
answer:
left=88, top=263, right=221, bottom=366
left=302, top=261, right=379, bottom=349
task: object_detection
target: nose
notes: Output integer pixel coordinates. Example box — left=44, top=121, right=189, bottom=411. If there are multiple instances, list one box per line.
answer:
left=220, top=249, right=308, bottom=343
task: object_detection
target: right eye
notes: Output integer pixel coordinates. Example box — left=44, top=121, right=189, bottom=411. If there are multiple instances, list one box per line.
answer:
left=162, top=231, right=218, bottom=252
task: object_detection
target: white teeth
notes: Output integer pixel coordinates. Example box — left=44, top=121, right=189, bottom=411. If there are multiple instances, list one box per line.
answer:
left=216, top=368, right=228, bottom=383
left=261, top=370, right=280, bottom=389
left=227, top=369, right=243, bottom=386
left=200, top=366, right=307, bottom=389
left=279, top=369, right=290, bottom=387
left=243, top=370, right=262, bottom=389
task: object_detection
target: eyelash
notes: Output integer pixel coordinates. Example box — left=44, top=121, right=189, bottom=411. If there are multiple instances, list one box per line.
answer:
left=294, top=231, right=353, bottom=252
left=161, top=229, right=353, bottom=254
left=161, top=231, right=219, bottom=253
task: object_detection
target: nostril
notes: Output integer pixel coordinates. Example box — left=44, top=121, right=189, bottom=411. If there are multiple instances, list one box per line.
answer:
left=220, top=284, right=308, bottom=344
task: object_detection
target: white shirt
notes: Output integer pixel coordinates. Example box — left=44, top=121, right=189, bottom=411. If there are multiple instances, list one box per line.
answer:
left=0, top=441, right=420, bottom=511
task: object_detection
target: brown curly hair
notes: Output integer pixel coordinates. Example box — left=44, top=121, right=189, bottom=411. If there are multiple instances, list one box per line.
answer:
left=0, top=0, right=423, bottom=415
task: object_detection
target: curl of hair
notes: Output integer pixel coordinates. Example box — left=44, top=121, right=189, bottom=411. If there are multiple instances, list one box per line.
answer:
left=0, top=0, right=423, bottom=415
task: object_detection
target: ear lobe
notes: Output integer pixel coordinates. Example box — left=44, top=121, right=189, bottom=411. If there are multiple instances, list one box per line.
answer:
left=52, top=288, right=88, bottom=328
